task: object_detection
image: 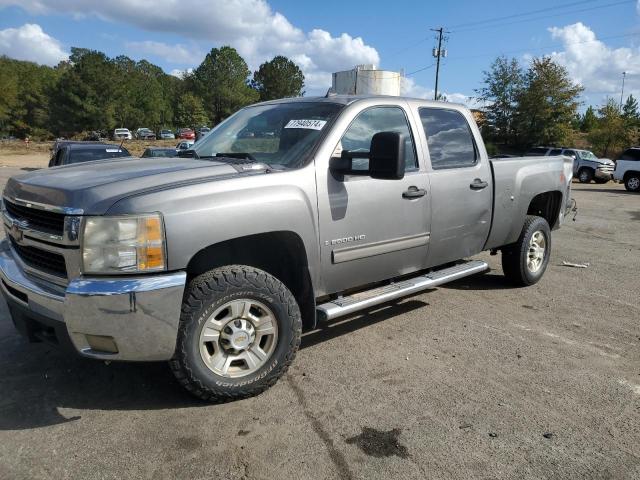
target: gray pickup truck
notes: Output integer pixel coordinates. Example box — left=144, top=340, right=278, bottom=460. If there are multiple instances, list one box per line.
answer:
left=0, top=96, right=573, bottom=401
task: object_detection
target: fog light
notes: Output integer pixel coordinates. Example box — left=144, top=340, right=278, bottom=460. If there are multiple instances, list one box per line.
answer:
left=85, top=334, right=118, bottom=353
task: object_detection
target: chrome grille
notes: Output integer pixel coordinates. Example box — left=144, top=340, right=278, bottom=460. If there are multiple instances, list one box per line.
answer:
left=4, top=200, right=65, bottom=236
left=9, top=236, right=68, bottom=278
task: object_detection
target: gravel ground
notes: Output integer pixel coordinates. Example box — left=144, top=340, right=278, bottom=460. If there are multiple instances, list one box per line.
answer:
left=0, top=166, right=638, bottom=480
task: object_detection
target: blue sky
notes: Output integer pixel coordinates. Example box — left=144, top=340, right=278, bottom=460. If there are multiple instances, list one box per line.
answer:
left=1, top=0, right=639, bottom=108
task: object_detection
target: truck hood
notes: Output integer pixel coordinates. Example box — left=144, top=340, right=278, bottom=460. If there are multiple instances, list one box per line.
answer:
left=3, top=156, right=246, bottom=215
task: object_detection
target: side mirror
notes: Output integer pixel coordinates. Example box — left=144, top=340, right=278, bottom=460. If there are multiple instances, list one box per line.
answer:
left=369, top=131, right=405, bottom=180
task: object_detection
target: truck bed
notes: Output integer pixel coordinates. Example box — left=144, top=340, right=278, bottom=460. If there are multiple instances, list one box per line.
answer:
left=485, top=155, right=573, bottom=250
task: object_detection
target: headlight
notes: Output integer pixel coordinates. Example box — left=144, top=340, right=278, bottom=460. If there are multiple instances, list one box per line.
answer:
left=82, top=214, right=166, bottom=274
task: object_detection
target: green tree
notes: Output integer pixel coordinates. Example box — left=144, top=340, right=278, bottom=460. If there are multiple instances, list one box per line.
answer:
left=252, top=55, right=305, bottom=101
left=175, top=93, right=209, bottom=128
left=581, top=106, right=598, bottom=132
left=514, top=57, right=583, bottom=147
left=193, top=46, right=259, bottom=124
left=49, top=48, right=117, bottom=135
left=475, top=56, right=524, bottom=145
left=588, top=98, right=629, bottom=157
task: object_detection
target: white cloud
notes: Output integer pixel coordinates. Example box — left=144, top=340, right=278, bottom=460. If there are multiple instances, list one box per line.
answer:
left=0, top=23, right=68, bottom=65
left=547, top=22, right=640, bottom=102
left=126, top=40, right=201, bottom=65
left=401, top=77, right=480, bottom=108
left=2, top=0, right=380, bottom=92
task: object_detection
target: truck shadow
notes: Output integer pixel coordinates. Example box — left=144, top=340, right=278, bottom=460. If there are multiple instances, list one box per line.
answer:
left=441, top=271, right=518, bottom=291
left=301, top=299, right=427, bottom=350
left=0, top=299, right=427, bottom=430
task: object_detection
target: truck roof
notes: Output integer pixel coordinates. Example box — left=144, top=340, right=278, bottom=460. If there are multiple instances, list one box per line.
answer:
left=255, top=94, right=466, bottom=109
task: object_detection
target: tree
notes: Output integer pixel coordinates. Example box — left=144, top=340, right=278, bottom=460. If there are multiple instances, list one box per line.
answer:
left=622, top=94, right=639, bottom=120
left=514, top=57, right=583, bottom=147
left=193, top=46, right=259, bottom=124
left=475, top=56, right=524, bottom=145
left=581, top=106, right=598, bottom=132
left=252, top=55, right=304, bottom=101
left=588, top=98, right=629, bottom=157
left=175, top=93, right=209, bottom=128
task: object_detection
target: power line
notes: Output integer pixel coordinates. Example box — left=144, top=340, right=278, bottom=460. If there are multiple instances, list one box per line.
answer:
left=451, top=0, right=635, bottom=33
left=390, top=0, right=633, bottom=57
left=448, top=0, right=603, bottom=30
left=403, top=31, right=638, bottom=72
left=406, top=63, right=435, bottom=76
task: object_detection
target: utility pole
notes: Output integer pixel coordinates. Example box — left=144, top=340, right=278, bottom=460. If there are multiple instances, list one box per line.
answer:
left=431, top=27, right=448, bottom=101
left=620, top=71, right=627, bottom=109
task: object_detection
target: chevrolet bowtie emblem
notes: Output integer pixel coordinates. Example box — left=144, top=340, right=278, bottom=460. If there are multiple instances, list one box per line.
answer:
left=10, top=220, right=25, bottom=242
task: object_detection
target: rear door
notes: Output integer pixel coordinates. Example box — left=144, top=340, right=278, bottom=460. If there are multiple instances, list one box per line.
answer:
left=417, top=107, right=493, bottom=266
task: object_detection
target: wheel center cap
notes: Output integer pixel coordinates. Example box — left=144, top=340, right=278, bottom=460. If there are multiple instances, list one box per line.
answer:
left=231, top=330, right=252, bottom=349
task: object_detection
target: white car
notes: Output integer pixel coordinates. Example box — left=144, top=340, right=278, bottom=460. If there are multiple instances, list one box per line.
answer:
left=176, top=140, right=194, bottom=150
left=614, top=147, right=640, bottom=192
left=113, top=128, right=132, bottom=140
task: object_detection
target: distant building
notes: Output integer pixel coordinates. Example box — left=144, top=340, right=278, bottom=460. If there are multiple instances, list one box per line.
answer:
left=331, top=65, right=401, bottom=96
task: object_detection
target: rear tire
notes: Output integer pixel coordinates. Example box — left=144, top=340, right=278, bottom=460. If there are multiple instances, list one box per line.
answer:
left=170, top=265, right=302, bottom=402
left=624, top=173, right=640, bottom=192
left=578, top=168, right=594, bottom=183
left=502, top=215, right=551, bottom=287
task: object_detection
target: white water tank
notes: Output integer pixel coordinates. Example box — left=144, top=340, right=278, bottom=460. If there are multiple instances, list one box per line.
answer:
left=331, top=65, right=401, bottom=96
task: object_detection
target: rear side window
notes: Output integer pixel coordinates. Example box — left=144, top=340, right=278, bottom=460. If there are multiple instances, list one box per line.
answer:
left=620, top=149, right=640, bottom=161
left=419, top=108, right=477, bottom=169
left=549, top=149, right=563, bottom=156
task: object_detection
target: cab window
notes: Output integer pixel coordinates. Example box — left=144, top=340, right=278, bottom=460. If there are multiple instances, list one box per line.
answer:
left=339, top=106, right=418, bottom=172
left=419, top=108, right=477, bottom=169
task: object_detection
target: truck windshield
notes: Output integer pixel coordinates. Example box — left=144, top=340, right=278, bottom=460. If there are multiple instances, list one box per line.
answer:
left=192, top=102, right=343, bottom=168
left=578, top=150, right=597, bottom=160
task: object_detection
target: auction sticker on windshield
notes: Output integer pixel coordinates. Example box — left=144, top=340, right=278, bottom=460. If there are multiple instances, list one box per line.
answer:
left=284, top=119, right=327, bottom=130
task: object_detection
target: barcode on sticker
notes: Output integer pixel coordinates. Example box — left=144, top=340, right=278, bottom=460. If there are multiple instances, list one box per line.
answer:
left=284, top=119, right=327, bottom=130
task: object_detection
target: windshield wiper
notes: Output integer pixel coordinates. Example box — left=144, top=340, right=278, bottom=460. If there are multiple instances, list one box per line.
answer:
left=215, top=152, right=256, bottom=161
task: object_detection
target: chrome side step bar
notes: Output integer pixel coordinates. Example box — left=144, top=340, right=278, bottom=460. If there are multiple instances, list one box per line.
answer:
left=316, top=260, right=489, bottom=321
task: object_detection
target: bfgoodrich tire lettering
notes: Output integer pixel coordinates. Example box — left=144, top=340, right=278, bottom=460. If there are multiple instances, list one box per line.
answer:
left=502, top=215, right=551, bottom=287
left=170, top=265, right=302, bottom=401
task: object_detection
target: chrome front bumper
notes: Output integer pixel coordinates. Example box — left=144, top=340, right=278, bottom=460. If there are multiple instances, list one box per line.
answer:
left=0, top=239, right=186, bottom=361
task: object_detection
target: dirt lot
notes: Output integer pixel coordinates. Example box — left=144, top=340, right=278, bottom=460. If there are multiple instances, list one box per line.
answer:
left=0, top=139, right=180, bottom=167
left=0, top=160, right=638, bottom=480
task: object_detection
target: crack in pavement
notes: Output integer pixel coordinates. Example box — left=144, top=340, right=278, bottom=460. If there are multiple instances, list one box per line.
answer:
left=286, top=374, right=353, bottom=480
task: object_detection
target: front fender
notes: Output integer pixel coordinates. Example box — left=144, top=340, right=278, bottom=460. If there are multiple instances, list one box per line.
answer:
left=106, top=168, right=321, bottom=291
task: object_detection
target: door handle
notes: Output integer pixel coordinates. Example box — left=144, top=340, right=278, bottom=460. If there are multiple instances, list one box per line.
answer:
left=470, top=178, right=489, bottom=190
left=402, top=186, right=427, bottom=199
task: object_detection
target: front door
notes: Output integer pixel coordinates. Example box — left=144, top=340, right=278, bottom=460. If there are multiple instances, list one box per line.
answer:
left=316, top=104, right=431, bottom=295
left=417, top=107, right=493, bottom=266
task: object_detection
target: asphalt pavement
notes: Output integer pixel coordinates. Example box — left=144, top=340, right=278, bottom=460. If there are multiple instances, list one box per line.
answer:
left=0, top=169, right=638, bottom=480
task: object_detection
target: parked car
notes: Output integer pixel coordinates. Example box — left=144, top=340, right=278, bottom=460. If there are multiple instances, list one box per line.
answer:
left=525, top=146, right=614, bottom=183
left=177, top=128, right=195, bottom=140
left=613, top=147, right=640, bottom=192
left=113, top=128, right=132, bottom=140
left=158, top=129, right=175, bottom=140
left=195, top=127, right=211, bottom=141
left=135, top=128, right=156, bottom=140
left=48, top=143, right=131, bottom=167
left=176, top=140, right=194, bottom=150
left=0, top=95, right=573, bottom=401
left=141, top=147, right=178, bottom=158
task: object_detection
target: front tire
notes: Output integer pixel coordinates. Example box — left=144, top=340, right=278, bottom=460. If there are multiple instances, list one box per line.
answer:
left=624, top=173, right=640, bottom=192
left=502, top=215, right=551, bottom=286
left=578, top=168, right=594, bottom=183
left=170, top=265, right=302, bottom=401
